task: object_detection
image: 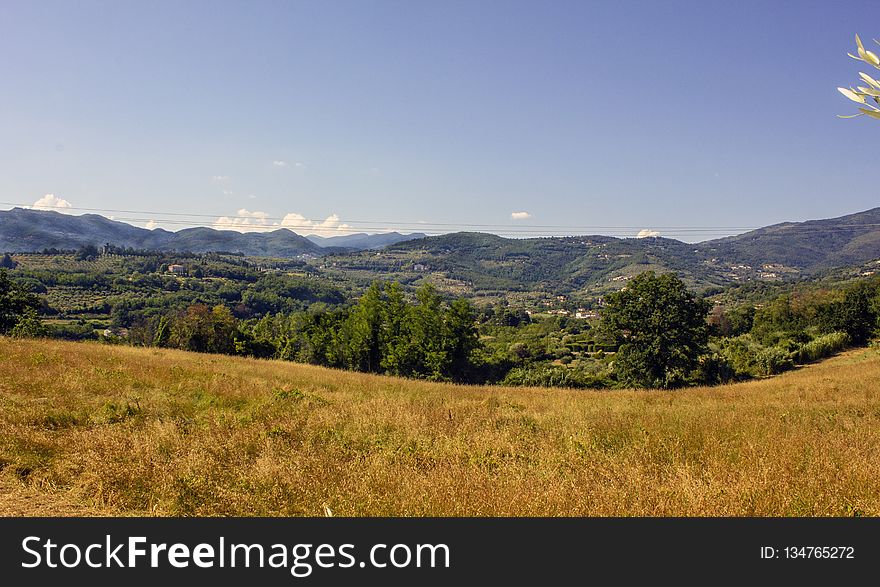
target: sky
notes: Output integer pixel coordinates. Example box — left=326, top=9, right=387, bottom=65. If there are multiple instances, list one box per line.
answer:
left=1, top=0, right=879, bottom=241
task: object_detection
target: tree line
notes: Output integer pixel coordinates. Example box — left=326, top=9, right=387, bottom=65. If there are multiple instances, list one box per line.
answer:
left=4, top=264, right=880, bottom=389
left=130, top=282, right=484, bottom=383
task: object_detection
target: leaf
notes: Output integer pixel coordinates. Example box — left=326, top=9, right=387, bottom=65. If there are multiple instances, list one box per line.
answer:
left=859, top=72, right=880, bottom=88
left=856, top=34, right=864, bottom=52
left=837, top=113, right=864, bottom=118
left=838, top=87, right=866, bottom=103
left=858, top=107, right=880, bottom=120
left=866, top=50, right=880, bottom=67
left=857, top=86, right=880, bottom=98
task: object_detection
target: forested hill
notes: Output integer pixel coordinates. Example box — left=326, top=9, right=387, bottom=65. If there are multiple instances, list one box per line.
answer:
left=380, top=232, right=713, bottom=292
left=699, top=207, right=880, bottom=270
left=373, top=208, right=880, bottom=292
left=0, top=208, right=422, bottom=256
left=2, top=207, right=880, bottom=289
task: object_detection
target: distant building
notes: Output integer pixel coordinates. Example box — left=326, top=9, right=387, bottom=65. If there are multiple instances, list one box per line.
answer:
left=167, top=264, right=186, bottom=275
left=575, top=309, right=600, bottom=319
left=413, top=263, right=428, bottom=272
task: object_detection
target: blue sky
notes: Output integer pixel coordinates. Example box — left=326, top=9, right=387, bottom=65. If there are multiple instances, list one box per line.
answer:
left=1, top=0, right=878, bottom=241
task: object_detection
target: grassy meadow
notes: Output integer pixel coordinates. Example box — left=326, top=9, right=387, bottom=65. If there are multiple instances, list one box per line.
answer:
left=1, top=336, right=879, bottom=516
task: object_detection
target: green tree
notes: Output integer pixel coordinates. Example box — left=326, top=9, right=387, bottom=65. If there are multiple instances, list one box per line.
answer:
left=153, top=315, right=171, bottom=347
left=75, top=244, right=99, bottom=261
left=600, top=272, right=710, bottom=389
left=821, top=281, right=878, bottom=344
left=0, top=254, right=16, bottom=269
left=408, top=284, right=448, bottom=380
left=0, top=269, right=42, bottom=334
left=380, top=282, right=412, bottom=375
left=347, top=282, right=385, bottom=372
left=9, top=307, right=47, bottom=338
left=444, top=297, right=479, bottom=381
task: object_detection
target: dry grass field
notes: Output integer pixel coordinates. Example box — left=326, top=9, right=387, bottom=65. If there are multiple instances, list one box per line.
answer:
left=1, top=336, right=879, bottom=516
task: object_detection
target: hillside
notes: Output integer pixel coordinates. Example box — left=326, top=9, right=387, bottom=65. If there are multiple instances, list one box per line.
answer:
left=325, top=208, right=880, bottom=294
left=4, top=206, right=880, bottom=292
left=700, top=207, right=880, bottom=270
left=0, top=208, right=421, bottom=256
left=306, top=231, right=426, bottom=249
left=2, top=337, right=879, bottom=516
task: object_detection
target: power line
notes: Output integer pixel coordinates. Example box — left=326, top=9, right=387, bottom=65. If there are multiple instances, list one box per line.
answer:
left=0, top=201, right=761, bottom=231
left=3, top=202, right=879, bottom=239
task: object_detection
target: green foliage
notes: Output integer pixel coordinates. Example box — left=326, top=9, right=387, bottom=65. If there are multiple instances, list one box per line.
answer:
left=0, top=269, right=43, bottom=334
left=600, top=272, right=710, bottom=389
left=341, top=282, right=481, bottom=382
left=754, top=346, right=795, bottom=377
left=818, top=281, right=878, bottom=344
left=712, top=335, right=793, bottom=378
left=0, top=253, right=17, bottom=269
left=75, top=244, right=100, bottom=261
left=793, top=331, right=850, bottom=364
left=7, top=246, right=880, bottom=391
left=166, top=304, right=239, bottom=354
left=501, top=364, right=613, bottom=389
left=9, top=308, right=48, bottom=338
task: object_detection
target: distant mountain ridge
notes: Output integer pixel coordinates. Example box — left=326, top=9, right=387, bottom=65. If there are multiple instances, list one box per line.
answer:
left=2, top=207, right=880, bottom=285
left=0, top=208, right=423, bottom=256
left=306, top=231, right=427, bottom=249
left=699, top=207, right=880, bottom=270
left=361, top=207, right=880, bottom=293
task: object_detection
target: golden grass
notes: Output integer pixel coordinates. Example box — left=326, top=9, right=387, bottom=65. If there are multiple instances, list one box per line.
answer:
left=1, top=337, right=879, bottom=516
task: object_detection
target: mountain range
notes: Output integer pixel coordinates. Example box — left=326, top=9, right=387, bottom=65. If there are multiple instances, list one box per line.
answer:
left=0, top=208, right=425, bottom=256
left=2, top=206, right=880, bottom=290
left=305, top=231, right=427, bottom=249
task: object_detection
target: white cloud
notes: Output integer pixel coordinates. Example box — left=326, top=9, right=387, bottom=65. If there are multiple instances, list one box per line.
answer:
left=145, top=220, right=158, bottom=230
left=510, top=211, right=531, bottom=220
left=273, top=160, right=306, bottom=169
left=211, top=209, right=352, bottom=237
left=31, top=194, right=72, bottom=211
left=212, top=175, right=230, bottom=183
left=280, top=212, right=352, bottom=237
left=637, top=229, right=661, bottom=238
left=213, top=208, right=271, bottom=231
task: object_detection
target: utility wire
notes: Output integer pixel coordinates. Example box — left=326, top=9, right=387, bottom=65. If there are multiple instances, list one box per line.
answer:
left=3, top=202, right=878, bottom=238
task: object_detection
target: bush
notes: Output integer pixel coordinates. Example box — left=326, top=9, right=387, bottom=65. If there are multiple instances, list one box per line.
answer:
left=713, top=334, right=794, bottom=378
left=793, top=331, right=849, bottom=364
left=501, top=364, right=613, bottom=389
left=754, top=346, right=794, bottom=376
left=9, top=308, right=48, bottom=338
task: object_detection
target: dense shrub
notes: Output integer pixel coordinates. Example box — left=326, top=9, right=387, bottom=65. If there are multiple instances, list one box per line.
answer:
left=501, top=364, right=613, bottom=389
left=793, top=331, right=849, bottom=364
left=754, top=346, right=794, bottom=376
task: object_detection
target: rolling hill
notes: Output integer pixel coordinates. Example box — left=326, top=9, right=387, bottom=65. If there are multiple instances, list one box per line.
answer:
left=1, top=337, right=879, bottom=516
left=699, top=207, right=880, bottom=270
left=0, top=208, right=423, bottom=256
left=359, top=207, right=880, bottom=293
left=306, top=231, right=427, bottom=249
left=2, top=207, right=880, bottom=291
